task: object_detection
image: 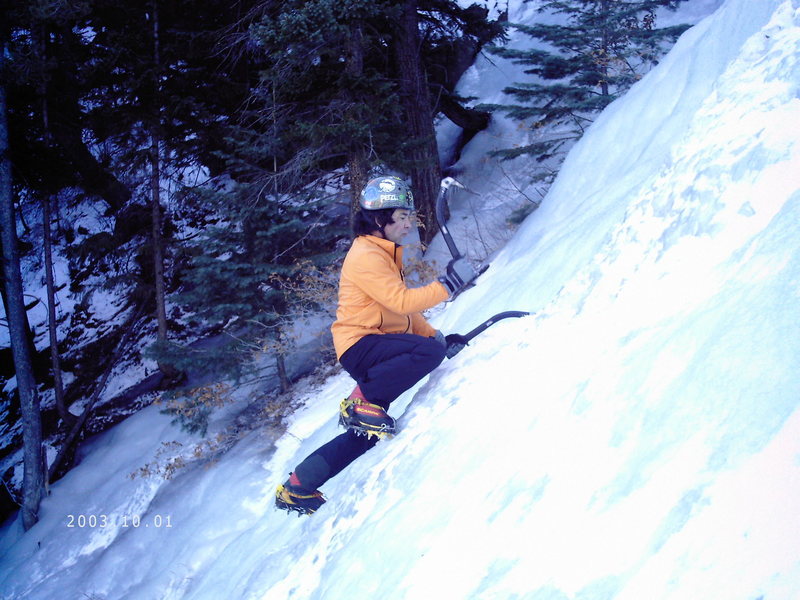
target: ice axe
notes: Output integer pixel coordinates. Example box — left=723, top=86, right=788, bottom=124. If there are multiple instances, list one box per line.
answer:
left=446, top=310, right=531, bottom=358
left=435, top=177, right=467, bottom=261
left=434, top=177, right=491, bottom=299
left=434, top=178, right=530, bottom=355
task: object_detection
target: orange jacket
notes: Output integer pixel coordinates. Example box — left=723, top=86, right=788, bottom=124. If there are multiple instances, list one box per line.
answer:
left=331, top=235, right=449, bottom=359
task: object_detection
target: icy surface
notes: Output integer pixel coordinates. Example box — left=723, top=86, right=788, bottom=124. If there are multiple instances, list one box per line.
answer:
left=1, top=0, right=799, bottom=598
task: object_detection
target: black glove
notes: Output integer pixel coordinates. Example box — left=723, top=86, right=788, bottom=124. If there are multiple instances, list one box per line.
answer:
left=445, top=333, right=469, bottom=358
left=439, top=258, right=478, bottom=296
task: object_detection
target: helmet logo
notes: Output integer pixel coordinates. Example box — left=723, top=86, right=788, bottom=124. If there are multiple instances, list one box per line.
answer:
left=379, top=179, right=397, bottom=192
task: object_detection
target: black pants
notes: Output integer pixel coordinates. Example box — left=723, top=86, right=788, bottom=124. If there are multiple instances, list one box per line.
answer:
left=292, top=333, right=446, bottom=490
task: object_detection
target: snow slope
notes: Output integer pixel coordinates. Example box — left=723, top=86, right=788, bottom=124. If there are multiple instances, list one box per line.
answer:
left=2, top=0, right=800, bottom=598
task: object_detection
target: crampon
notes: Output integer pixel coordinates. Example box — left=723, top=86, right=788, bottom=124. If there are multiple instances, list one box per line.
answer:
left=339, top=397, right=396, bottom=439
left=275, top=482, right=326, bottom=516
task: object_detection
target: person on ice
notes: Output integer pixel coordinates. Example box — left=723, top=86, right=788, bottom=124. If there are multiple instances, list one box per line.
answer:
left=275, top=175, right=476, bottom=514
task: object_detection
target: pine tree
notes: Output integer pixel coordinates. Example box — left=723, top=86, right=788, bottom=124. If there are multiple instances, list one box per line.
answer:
left=1, top=0, right=265, bottom=467
left=1, top=43, right=45, bottom=531
left=245, top=0, right=505, bottom=242
left=142, top=0, right=376, bottom=406
left=4, top=0, right=130, bottom=214
left=155, top=181, right=345, bottom=394
left=79, top=0, right=261, bottom=375
left=246, top=0, right=404, bottom=192
left=485, top=0, right=689, bottom=162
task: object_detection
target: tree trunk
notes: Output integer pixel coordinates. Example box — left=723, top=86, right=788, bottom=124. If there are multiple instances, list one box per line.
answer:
left=438, top=94, right=490, bottom=133
left=0, top=243, right=39, bottom=379
left=36, top=23, right=72, bottom=428
left=42, top=195, right=72, bottom=426
left=0, top=58, right=44, bottom=531
left=438, top=93, right=491, bottom=165
left=150, top=0, right=176, bottom=378
left=599, top=0, right=611, bottom=97
left=151, top=133, right=168, bottom=345
left=345, top=21, right=369, bottom=229
left=394, top=0, right=442, bottom=244
left=276, top=353, right=290, bottom=394
left=48, top=121, right=130, bottom=213
left=347, top=149, right=369, bottom=227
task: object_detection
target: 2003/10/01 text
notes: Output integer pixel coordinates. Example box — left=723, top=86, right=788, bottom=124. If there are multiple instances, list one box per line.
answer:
left=66, top=514, right=173, bottom=528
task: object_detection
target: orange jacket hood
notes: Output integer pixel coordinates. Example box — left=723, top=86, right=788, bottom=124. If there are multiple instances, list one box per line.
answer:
left=331, top=235, right=449, bottom=359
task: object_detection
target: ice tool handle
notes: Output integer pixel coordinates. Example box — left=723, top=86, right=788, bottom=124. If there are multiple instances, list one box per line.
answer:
left=446, top=310, right=531, bottom=359
left=462, top=311, right=530, bottom=345
left=436, top=177, right=465, bottom=261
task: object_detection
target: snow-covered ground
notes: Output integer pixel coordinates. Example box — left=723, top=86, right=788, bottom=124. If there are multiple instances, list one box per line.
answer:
left=2, top=0, right=800, bottom=598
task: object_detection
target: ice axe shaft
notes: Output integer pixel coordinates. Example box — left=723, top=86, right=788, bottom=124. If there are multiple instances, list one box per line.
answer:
left=436, top=177, right=465, bottom=261
left=462, top=310, right=530, bottom=344
left=447, top=310, right=531, bottom=358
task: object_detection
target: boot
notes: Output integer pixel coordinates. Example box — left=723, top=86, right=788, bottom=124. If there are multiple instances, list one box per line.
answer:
left=339, top=388, right=396, bottom=439
left=275, top=473, right=326, bottom=516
